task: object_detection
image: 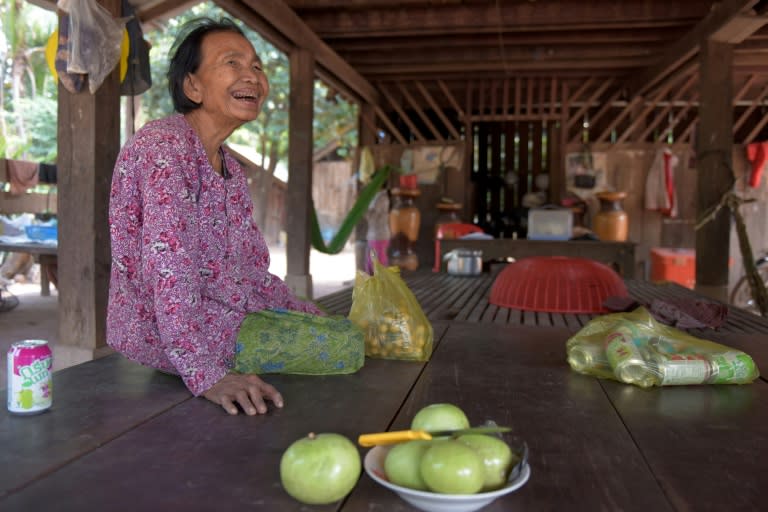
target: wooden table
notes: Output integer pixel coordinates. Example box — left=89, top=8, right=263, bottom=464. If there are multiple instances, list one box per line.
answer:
left=2, top=287, right=766, bottom=510
left=0, top=241, right=57, bottom=296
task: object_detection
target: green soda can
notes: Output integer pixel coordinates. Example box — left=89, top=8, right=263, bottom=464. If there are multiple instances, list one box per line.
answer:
left=708, top=352, right=759, bottom=384
left=605, top=326, right=656, bottom=387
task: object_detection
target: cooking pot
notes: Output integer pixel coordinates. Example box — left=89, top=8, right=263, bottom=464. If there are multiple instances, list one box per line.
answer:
left=443, top=249, right=483, bottom=276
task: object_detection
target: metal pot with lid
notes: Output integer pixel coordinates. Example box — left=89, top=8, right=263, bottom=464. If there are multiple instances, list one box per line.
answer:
left=443, top=249, right=483, bottom=276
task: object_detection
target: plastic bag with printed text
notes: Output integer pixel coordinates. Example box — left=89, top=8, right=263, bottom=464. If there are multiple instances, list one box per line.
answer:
left=349, top=258, right=433, bottom=361
left=566, top=306, right=760, bottom=388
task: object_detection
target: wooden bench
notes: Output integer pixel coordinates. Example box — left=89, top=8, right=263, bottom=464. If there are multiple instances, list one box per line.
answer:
left=1, top=162, right=58, bottom=296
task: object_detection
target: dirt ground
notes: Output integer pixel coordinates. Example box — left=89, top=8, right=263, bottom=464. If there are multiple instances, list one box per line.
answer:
left=0, top=245, right=356, bottom=385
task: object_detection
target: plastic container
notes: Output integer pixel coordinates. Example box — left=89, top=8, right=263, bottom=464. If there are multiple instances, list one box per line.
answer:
left=650, top=248, right=695, bottom=289
left=526, top=208, right=573, bottom=240
left=489, top=256, right=628, bottom=313
left=25, top=225, right=58, bottom=241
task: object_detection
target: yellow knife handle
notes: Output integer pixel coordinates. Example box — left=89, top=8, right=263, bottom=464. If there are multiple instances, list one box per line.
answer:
left=358, top=430, right=432, bottom=447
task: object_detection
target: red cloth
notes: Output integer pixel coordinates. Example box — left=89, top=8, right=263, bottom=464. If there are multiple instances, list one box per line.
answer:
left=746, top=142, right=768, bottom=188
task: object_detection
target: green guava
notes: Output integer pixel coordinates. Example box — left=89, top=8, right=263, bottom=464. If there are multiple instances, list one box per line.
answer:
left=457, top=434, right=515, bottom=491
left=280, top=432, right=361, bottom=505
left=420, top=440, right=484, bottom=494
left=384, top=440, right=432, bottom=490
left=410, top=403, right=470, bottom=432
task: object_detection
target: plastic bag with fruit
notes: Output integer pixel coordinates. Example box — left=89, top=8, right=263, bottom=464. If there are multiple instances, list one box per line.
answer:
left=566, top=306, right=760, bottom=388
left=348, top=256, right=433, bottom=361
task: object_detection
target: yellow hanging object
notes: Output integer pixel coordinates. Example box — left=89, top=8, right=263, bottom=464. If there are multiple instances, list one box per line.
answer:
left=46, top=28, right=129, bottom=83
left=358, top=146, right=375, bottom=185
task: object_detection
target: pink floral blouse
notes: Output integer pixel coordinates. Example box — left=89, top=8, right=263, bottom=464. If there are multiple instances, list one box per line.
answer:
left=107, top=114, right=320, bottom=396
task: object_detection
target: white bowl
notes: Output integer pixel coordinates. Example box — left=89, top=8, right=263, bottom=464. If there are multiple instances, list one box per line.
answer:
left=364, top=445, right=531, bottom=512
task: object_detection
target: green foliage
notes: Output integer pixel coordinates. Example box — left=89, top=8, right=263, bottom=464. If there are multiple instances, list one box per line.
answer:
left=1, top=1, right=359, bottom=170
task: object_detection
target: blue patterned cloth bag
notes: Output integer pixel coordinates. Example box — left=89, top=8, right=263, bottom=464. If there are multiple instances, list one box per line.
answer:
left=234, top=309, right=365, bottom=375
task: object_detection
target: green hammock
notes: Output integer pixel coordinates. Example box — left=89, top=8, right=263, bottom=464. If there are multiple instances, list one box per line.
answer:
left=310, top=166, right=393, bottom=254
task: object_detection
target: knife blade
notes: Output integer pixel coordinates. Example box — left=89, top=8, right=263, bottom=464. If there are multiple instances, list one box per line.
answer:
left=358, top=426, right=511, bottom=447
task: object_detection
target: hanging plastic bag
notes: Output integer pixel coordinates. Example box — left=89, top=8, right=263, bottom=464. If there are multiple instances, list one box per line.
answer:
left=348, top=257, right=433, bottom=361
left=234, top=309, right=365, bottom=375
left=51, top=13, right=86, bottom=93
left=566, top=306, right=760, bottom=388
left=58, top=0, right=126, bottom=94
left=119, top=0, right=152, bottom=96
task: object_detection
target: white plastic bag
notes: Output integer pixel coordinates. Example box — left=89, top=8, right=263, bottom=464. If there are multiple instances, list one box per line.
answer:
left=58, top=0, right=125, bottom=93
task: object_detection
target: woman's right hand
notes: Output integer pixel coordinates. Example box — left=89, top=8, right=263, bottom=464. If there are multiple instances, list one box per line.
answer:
left=203, top=373, right=284, bottom=416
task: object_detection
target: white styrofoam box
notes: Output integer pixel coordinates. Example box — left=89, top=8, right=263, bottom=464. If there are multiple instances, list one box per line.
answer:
left=527, top=208, right=573, bottom=240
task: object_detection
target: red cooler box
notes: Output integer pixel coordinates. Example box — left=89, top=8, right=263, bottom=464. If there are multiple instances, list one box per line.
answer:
left=650, top=248, right=695, bottom=289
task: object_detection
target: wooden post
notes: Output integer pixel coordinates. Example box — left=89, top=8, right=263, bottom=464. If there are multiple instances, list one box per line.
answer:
left=695, top=39, right=733, bottom=301
left=55, top=0, right=120, bottom=367
left=285, top=48, right=314, bottom=298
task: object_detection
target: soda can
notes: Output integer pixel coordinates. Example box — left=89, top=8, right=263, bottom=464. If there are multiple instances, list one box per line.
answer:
left=653, top=353, right=712, bottom=386
left=7, top=340, right=53, bottom=415
left=605, top=326, right=655, bottom=387
left=708, top=351, right=759, bottom=384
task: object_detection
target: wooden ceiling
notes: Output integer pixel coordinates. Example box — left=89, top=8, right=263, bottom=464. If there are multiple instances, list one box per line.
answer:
left=35, top=0, right=768, bottom=143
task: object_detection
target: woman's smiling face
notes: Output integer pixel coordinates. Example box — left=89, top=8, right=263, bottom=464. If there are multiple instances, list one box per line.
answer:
left=184, top=30, right=270, bottom=129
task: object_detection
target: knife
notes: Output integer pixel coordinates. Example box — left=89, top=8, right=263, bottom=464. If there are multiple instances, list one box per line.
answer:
left=358, top=426, right=511, bottom=447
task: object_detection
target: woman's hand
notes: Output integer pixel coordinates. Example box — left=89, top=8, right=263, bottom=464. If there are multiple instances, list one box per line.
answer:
left=203, top=373, right=284, bottom=415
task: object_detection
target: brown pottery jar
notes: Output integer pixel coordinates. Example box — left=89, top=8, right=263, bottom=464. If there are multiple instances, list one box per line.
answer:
left=389, top=188, right=421, bottom=271
left=592, top=191, right=628, bottom=242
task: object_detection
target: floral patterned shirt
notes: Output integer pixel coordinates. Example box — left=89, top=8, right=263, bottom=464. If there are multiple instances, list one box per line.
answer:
left=107, top=114, right=320, bottom=396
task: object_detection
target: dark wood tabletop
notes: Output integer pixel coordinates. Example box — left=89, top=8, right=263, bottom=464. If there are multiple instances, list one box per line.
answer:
left=2, top=316, right=766, bottom=511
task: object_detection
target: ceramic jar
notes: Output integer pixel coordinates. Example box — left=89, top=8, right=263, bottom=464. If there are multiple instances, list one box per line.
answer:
left=389, top=188, right=421, bottom=271
left=592, top=191, right=628, bottom=241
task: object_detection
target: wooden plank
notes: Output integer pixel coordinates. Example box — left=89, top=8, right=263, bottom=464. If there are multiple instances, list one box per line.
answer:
left=616, top=73, right=688, bottom=143
left=438, top=79, right=465, bottom=119
left=565, top=78, right=614, bottom=132
left=0, top=357, right=428, bottom=510
left=0, top=354, right=191, bottom=498
left=602, top=377, right=768, bottom=510
left=373, top=104, right=408, bottom=144
left=733, top=82, right=768, bottom=133
left=344, top=323, right=675, bottom=511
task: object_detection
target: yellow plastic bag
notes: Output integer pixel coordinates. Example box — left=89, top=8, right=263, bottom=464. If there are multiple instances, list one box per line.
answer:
left=348, top=259, right=433, bottom=361
left=566, top=306, right=760, bottom=388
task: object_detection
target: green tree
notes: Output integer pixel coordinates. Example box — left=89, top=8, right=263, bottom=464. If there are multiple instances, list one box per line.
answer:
left=0, top=1, right=57, bottom=160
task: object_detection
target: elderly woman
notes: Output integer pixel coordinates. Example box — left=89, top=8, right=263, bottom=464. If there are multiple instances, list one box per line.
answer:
left=107, top=18, right=361, bottom=416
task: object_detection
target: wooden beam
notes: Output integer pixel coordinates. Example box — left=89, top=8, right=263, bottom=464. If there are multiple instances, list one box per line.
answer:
left=373, top=104, right=408, bottom=145
left=616, top=72, right=691, bottom=143
left=695, top=39, right=734, bottom=300
left=711, top=13, right=768, bottom=43
left=594, top=95, right=643, bottom=143
left=285, top=48, right=314, bottom=297
left=660, top=92, right=699, bottom=142
left=567, top=88, right=622, bottom=144
left=565, top=78, right=614, bottom=132
left=396, top=82, right=444, bottom=143
left=414, top=81, right=461, bottom=140
left=379, top=84, right=426, bottom=142
left=627, top=0, right=759, bottom=98
left=733, top=82, right=768, bottom=132
left=233, top=0, right=378, bottom=105
left=745, top=106, right=768, bottom=142
left=437, top=80, right=465, bottom=119
left=638, top=73, right=698, bottom=142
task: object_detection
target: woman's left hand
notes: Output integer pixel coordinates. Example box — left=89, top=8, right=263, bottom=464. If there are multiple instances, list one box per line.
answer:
left=203, top=372, right=284, bottom=415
